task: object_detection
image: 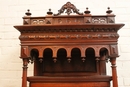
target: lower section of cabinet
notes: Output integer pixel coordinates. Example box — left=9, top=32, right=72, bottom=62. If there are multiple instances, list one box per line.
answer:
left=30, top=82, right=110, bottom=87
left=27, top=75, right=112, bottom=87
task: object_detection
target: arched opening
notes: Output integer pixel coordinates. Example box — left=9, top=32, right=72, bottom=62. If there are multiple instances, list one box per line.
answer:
left=71, top=48, right=81, bottom=59
left=99, top=48, right=109, bottom=75
left=43, top=48, right=53, bottom=73
left=57, top=48, right=67, bottom=61
left=85, top=48, right=96, bottom=72
left=30, top=49, right=40, bottom=76
left=99, top=48, right=109, bottom=58
left=71, top=48, right=82, bottom=71
left=55, top=48, right=68, bottom=72
left=30, top=49, right=39, bottom=62
left=43, top=48, right=53, bottom=59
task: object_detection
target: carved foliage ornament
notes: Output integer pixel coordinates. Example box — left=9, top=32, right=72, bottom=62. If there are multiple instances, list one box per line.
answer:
left=54, top=2, right=83, bottom=16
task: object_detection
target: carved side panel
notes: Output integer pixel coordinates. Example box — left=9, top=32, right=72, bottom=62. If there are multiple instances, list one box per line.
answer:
left=23, top=19, right=30, bottom=25
left=21, top=46, right=29, bottom=58
left=45, top=18, right=52, bottom=24
left=84, top=17, right=91, bottom=23
left=110, top=45, right=118, bottom=57
left=107, top=17, right=115, bottom=23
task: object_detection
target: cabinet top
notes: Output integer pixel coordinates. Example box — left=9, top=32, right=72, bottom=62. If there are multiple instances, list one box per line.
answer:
left=14, top=2, right=124, bottom=29
left=21, top=2, right=119, bottom=26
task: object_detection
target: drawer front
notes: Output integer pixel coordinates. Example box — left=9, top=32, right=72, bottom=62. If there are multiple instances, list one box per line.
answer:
left=30, top=82, right=110, bottom=87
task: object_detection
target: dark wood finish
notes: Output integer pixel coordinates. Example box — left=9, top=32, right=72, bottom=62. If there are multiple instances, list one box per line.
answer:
left=14, top=2, right=124, bottom=87
left=28, top=75, right=112, bottom=87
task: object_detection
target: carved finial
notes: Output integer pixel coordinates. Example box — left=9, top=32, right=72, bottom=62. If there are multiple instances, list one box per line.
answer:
left=47, top=9, right=53, bottom=15
left=84, top=7, right=91, bottom=14
left=25, top=9, right=32, bottom=16
left=106, top=7, right=113, bottom=14
left=54, top=2, right=83, bottom=16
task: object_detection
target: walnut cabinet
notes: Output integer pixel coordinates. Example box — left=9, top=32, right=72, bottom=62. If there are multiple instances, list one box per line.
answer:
left=14, top=2, right=124, bottom=87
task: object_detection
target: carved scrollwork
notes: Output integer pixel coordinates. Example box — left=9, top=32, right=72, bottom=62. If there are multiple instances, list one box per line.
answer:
left=92, top=17, right=107, bottom=24
left=54, top=2, right=83, bottom=16
left=31, top=19, right=45, bottom=25
left=19, top=33, right=119, bottom=40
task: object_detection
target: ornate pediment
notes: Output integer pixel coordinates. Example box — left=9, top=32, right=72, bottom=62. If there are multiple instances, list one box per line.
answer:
left=54, top=2, right=83, bottom=16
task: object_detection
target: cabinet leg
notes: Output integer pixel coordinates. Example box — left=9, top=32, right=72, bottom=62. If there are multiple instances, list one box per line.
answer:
left=110, top=57, right=118, bottom=87
left=22, top=58, right=29, bottom=87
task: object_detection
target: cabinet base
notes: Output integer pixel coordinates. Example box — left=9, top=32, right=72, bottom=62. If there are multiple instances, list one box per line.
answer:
left=28, top=75, right=112, bottom=87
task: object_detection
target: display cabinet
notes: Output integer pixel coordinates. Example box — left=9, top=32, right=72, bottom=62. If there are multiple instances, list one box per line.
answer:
left=14, top=2, right=124, bottom=87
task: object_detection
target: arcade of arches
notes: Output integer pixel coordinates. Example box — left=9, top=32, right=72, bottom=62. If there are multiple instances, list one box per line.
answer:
left=30, top=47, right=108, bottom=75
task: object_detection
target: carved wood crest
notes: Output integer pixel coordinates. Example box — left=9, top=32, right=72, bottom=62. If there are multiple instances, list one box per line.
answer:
left=54, top=2, right=83, bottom=16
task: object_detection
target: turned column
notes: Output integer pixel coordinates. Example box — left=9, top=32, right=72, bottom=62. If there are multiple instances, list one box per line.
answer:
left=99, top=56, right=106, bottom=75
left=110, top=57, right=118, bottom=87
left=22, top=58, right=29, bottom=87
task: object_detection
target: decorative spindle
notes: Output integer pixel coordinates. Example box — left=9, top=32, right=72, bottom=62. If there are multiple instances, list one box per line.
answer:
left=84, top=7, right=91, bottom=14
left=82, top=57, right=86, bottom=62
left=30, top=56, right=35, bottom=64
left=25, top=9, right=32, bottom=16
left=106, top=7, right=113, bottom=14
left=105, top=56, right=110, bottom=63
left=53, top=58, right=57, bottom=63
left=67, top=57, right=71, bottom=63
left=47, top=9, right=53, bottom=15
left=39, top=58, right=43, bottom=63
left=96, top=57, right=100, bottom=62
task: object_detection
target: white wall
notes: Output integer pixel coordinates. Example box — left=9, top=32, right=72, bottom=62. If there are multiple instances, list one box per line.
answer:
left=0, top=0, right=130, bottom=87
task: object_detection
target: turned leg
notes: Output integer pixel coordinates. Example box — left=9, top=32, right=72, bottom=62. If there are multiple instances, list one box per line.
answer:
left=22, top=58, right=29, bottom=87
left=110, top=57, right=118, bottom=87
